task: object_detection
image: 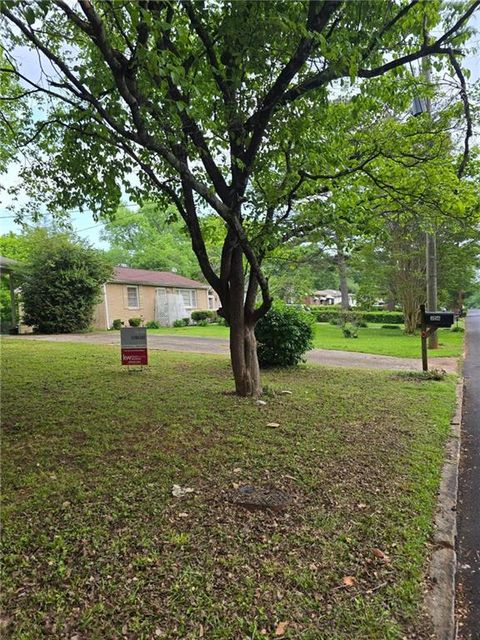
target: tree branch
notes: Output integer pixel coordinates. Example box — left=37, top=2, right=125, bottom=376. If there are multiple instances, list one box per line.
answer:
left=447, top=49, right=472, bottom=178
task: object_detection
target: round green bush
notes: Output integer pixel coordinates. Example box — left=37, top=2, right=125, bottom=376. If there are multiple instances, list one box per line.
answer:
left=146, top=320, right=161, bottom=329
left=255, top=303, right=314, bottom=367
left=191, top=310, right=214, bottom=323
left=342, top=323, right=358, bottom=338
left=128, top=317, right=142, bottom=327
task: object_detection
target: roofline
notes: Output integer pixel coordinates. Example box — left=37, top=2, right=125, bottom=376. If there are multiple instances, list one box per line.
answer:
left=107, top=278, right=209, bottom=289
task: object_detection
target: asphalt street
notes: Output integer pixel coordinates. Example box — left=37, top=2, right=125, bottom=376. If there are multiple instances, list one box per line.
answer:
left=456, top=309, right=480, bottom=639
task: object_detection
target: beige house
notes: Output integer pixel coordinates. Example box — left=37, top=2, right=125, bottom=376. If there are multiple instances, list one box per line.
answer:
left=93, top=266, right=219, bottom=329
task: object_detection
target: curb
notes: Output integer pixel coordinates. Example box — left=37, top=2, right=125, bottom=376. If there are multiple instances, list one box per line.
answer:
left=425, top=379, right=463, bottom=640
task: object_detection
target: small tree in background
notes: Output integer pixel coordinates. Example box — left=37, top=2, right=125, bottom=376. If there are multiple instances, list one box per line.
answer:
left=256, top=303, right=314, bottom=368
left=22, top=232, right=112, bottom=334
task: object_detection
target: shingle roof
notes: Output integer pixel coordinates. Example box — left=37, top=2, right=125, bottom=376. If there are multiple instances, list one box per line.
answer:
left=110, top=266, right=209, bottom=289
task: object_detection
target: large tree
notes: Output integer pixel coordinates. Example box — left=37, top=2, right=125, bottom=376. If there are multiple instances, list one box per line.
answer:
left=1, top=0, right=477, bottom=395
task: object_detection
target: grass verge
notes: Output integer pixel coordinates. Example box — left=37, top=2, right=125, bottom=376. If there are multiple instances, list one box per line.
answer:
left=1, top=340, right=456, bottom=639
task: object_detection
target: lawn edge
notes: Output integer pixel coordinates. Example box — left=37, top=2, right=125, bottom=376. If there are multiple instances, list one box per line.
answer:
left=425, top=377, right=463, bottom=640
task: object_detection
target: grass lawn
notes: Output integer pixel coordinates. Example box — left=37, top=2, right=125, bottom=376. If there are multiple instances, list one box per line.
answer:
left=1, top=340, right=457, bottom=639
left=146, top=322, right=464, bottom=359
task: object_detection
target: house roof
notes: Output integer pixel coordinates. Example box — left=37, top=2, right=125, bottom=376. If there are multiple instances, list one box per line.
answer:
left=314, top=289, right=341, bottom=297
left=110, top=266, right=209, bottom=289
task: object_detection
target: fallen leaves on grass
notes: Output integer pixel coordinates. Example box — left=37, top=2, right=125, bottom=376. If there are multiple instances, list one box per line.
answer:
left=372, top=548, right=390, bottom=562
left=342, top=576, right=357, bottom=587
left=171, top=485, right=194, bottom=498
left=275, top=620, right=289, bottom=636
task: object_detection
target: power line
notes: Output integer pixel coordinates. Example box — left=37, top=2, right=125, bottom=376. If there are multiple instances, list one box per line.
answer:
left=0, top=202, right=141, bottom=220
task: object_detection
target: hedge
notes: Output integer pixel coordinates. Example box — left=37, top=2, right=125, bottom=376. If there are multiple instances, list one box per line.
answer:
left=310, top=307, right=404, bottom=324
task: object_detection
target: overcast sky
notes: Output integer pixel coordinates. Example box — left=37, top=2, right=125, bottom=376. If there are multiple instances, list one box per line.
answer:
left=1, top=10, right=479, bottom=249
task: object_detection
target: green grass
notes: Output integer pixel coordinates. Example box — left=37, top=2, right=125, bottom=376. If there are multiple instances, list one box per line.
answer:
left=311, top=323, right=463, bottom=358
left=145, top=321, right=464, bottom=359
left=1, top=340, right=457, bottom=639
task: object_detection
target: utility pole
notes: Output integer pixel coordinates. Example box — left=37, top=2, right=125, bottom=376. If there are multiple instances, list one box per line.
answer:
left=423, top=58, right=439, bottom=348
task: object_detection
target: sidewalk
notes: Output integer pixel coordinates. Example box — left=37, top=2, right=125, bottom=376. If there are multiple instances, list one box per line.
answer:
left=456, top=309, right=480, bottom=639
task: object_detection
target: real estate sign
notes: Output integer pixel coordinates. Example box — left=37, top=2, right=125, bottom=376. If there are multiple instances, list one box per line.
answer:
left=121, top=327, right=148, bottom=366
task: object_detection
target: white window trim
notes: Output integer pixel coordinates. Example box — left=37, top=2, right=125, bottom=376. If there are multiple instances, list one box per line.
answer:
left=177, top=288, right=197, bottom=309
left=126, top=285, right=140, bottom=309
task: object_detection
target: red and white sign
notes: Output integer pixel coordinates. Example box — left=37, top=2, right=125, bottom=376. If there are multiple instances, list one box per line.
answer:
left=121, top=327, right=148, bottom=366
left=121, top=348, right=148, bottom=365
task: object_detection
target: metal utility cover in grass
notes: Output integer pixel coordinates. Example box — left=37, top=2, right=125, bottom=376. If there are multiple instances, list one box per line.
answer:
left=231, top=485, right=292, bottom=512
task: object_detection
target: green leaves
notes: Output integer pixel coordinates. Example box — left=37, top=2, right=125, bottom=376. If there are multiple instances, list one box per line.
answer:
left=24, top=6, right=35, bottom=25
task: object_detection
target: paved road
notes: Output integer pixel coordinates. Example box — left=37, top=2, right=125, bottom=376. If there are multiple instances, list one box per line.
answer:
left=456, top=309, right=480, bottom=639
left=6, top=331, right=458, bottom=372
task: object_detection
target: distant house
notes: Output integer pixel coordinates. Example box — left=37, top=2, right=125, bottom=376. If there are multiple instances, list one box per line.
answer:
left=93, top=266, right=219, bottom=329
left=304, top=289, right=356, bottom=307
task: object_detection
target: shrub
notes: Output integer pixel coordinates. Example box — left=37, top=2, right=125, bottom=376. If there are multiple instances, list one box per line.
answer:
left=363, top=311, right=404, bottom=324
left=310, top=307, right=404, bottom=325
left=112, top=318, right=123, bottom=330
left=191, top=310, right=214, bottom=323
left=128, top=317, right=142, bottom=327
left=182, top=317, right=190, bottom=326
left=381, top=324, right=401, bottom=330
left=255, top=302, right=314, bottom=367
left=342, top=323, right=358, bottom=338
left=450, top=325, right=464, bottom=333
left=21, top=232, right=112, bottom=334
left=173, top=319, right=185, bottom=327
left=197, top=319, right=209, bottom=327
left=146, top=320, right=161, bottom=329
left=216, top=316, right=229, bottom=327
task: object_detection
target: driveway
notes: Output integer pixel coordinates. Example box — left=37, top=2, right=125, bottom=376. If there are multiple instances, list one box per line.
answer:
left=7, top=331, right=458, bottom=372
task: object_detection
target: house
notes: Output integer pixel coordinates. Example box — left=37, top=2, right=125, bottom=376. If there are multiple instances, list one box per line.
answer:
left=304, top=289, right=356, bottom=307
left=93, top=266, right=220, bottom=329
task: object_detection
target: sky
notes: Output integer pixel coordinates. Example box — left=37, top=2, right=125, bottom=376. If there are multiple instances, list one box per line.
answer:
left=1, top=9, right=479, bottom=250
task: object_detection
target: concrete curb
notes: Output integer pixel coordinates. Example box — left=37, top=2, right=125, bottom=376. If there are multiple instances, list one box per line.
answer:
left=425, top=379, right=463, bottom=640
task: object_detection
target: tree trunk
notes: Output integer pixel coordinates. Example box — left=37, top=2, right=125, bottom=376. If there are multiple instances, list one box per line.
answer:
left=403, top=300, right=419, bottom=334
left=230, top=317, right=262, bottom=397
left=225, top=244, right=262, bottom=397
left=335, top=241, right=350, bottom=311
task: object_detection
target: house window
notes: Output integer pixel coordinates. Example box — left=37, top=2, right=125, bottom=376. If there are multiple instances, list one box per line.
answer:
left=177, top=288, right=197, bottom=309
left=127, top=286, right=139, bottom=308
left=208, top=289, right=216, bottom=310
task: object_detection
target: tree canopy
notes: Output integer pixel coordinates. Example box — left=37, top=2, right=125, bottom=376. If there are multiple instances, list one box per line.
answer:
left=1, top=0, right=478, bottom=394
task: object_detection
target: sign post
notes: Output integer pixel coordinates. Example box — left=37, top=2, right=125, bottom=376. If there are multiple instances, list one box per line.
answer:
left=419, top=305, right=454, bottom=371
left=121, top=327, right=148, bottom=368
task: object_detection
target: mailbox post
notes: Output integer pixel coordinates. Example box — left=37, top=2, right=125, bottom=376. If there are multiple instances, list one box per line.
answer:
left=419, top=304, right=454, bottom=371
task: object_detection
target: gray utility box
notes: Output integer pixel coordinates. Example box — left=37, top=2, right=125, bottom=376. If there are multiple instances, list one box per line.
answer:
left=424, top=312, right=455, bottom=328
